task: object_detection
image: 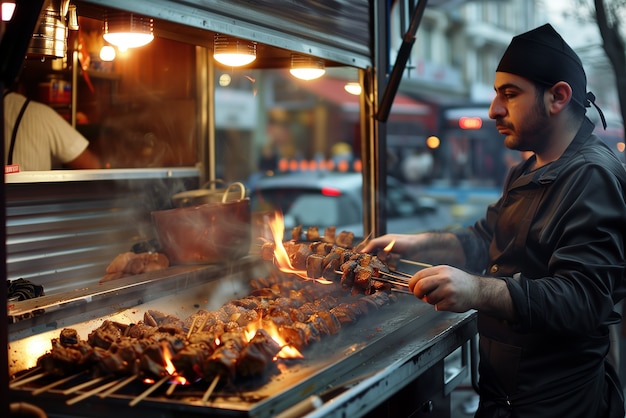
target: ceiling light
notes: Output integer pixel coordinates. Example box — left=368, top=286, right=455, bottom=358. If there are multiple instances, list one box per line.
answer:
left=213, top=34, right=256, bottom=67
left=99, top=45, right=116, bottom=61
left=344, top=82, right=362, bottom=95
left=289, top=54, right=325, bottom=80
left=103, top=12, right=154, bottom=51
left=1, top=2, right=16, bottom=21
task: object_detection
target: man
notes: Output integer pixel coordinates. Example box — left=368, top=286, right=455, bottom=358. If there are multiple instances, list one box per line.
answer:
left=362, top=24, right=626, bottom=417
left=3, top=90, right=101, bottom=170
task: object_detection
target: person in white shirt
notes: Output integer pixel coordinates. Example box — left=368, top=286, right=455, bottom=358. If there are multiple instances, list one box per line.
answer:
left=3, top=90, right=101, bottom=171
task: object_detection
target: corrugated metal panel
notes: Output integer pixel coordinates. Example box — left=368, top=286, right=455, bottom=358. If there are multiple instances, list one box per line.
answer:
left=5, top=178, right=188, bottom=295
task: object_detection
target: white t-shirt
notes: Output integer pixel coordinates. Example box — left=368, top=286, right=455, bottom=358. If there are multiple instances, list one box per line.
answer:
left=3, top=92, right=89, bottom=170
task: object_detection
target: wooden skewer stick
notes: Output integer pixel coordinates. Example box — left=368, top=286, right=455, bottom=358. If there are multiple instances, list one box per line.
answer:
left=32, top=372, right=84, bottom=396
left=399, top=259, right=433, bottom=268
left=390, top=269, right=413, bottom=278
left=66, top=378, right=119, bottom=405
left=9, top=371, right=48, bottom=388
left=166, top=380, right=178, bottom=396
left=374, top=276, right=409, bottom=288
left=333, top=270, right=409, bottom=283
left=391, top=287, right=414, bottom=295
left=61, top=375, right=107, bottom=395
left=202, top=375, right=220, bottom=405
left=186, top=316, right=199, bottom=339
left=197, top=314, right=210, bottom=333
left=99, top=374, right=138, bottom=398
left=129, top=375, right=170, bottom=407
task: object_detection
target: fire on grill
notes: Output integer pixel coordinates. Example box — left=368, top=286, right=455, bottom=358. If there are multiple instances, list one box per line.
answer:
left=9, top=213, right=410, bottom=408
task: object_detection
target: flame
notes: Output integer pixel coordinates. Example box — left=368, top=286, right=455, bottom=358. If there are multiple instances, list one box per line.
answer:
left=383, top=240, right=395, bottom=252
left=268, top=211, right=332, bottom=284
left=161, top=341, right=188, bottom=385
left=243, top=316, right=303, bottom=359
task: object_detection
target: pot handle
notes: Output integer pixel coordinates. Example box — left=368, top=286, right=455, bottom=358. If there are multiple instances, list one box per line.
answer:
left=221, top=182, right=246, bottom=203
left=200, top=179, right=226, bottom=190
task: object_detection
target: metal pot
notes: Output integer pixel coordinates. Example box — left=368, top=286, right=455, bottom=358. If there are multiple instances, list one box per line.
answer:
left=151, top=197, right=251, bottom=264
left=171, top=180, right=245, bottom=208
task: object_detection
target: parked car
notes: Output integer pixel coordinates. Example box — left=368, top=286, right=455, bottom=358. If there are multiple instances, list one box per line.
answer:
left=249, top=171, right=454, bottom=237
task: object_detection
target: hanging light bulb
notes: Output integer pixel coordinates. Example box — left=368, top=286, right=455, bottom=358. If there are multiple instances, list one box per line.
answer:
left=344, top=82, right=362, bottom=95
left=289, top=54, right=325, bottom=81
left=213, top=34, right=256, bottom=67
left=1, top=2, right=16, bottom=21
left=99, top=45, right=116, bottom=61
left=103, top=12, right=154, bottom=51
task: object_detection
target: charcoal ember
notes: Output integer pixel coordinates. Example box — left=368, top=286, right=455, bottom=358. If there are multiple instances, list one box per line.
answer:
left=7, top=278, right=44, bottom=301
left=237, top=329, right=281, bottom=377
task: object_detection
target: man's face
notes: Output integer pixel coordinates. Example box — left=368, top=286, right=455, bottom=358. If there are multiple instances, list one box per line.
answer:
left=488, top=72, right=551, bottom=153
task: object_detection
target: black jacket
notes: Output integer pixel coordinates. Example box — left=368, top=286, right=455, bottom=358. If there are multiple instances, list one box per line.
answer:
left=455, top=118, right=626, bottom=417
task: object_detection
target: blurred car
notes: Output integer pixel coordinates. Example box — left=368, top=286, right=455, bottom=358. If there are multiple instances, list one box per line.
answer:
left=249, top=171, right=453, bottom=237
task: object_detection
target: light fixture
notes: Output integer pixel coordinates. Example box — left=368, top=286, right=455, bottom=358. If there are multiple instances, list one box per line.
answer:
left=289, top=54, right=325, bottom=80
left=1, top=2, right=16, bottom=21
left=103, top=12, right=154, bottom=51
left=344, top=82, right=362, bottom=96
left=213, top=34, right=256, bottom=67
left=99, top=45, right=116, bottom=61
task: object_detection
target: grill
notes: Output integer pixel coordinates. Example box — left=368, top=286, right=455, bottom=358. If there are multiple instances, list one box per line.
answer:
left=8, top=260, right=476, bottom=418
